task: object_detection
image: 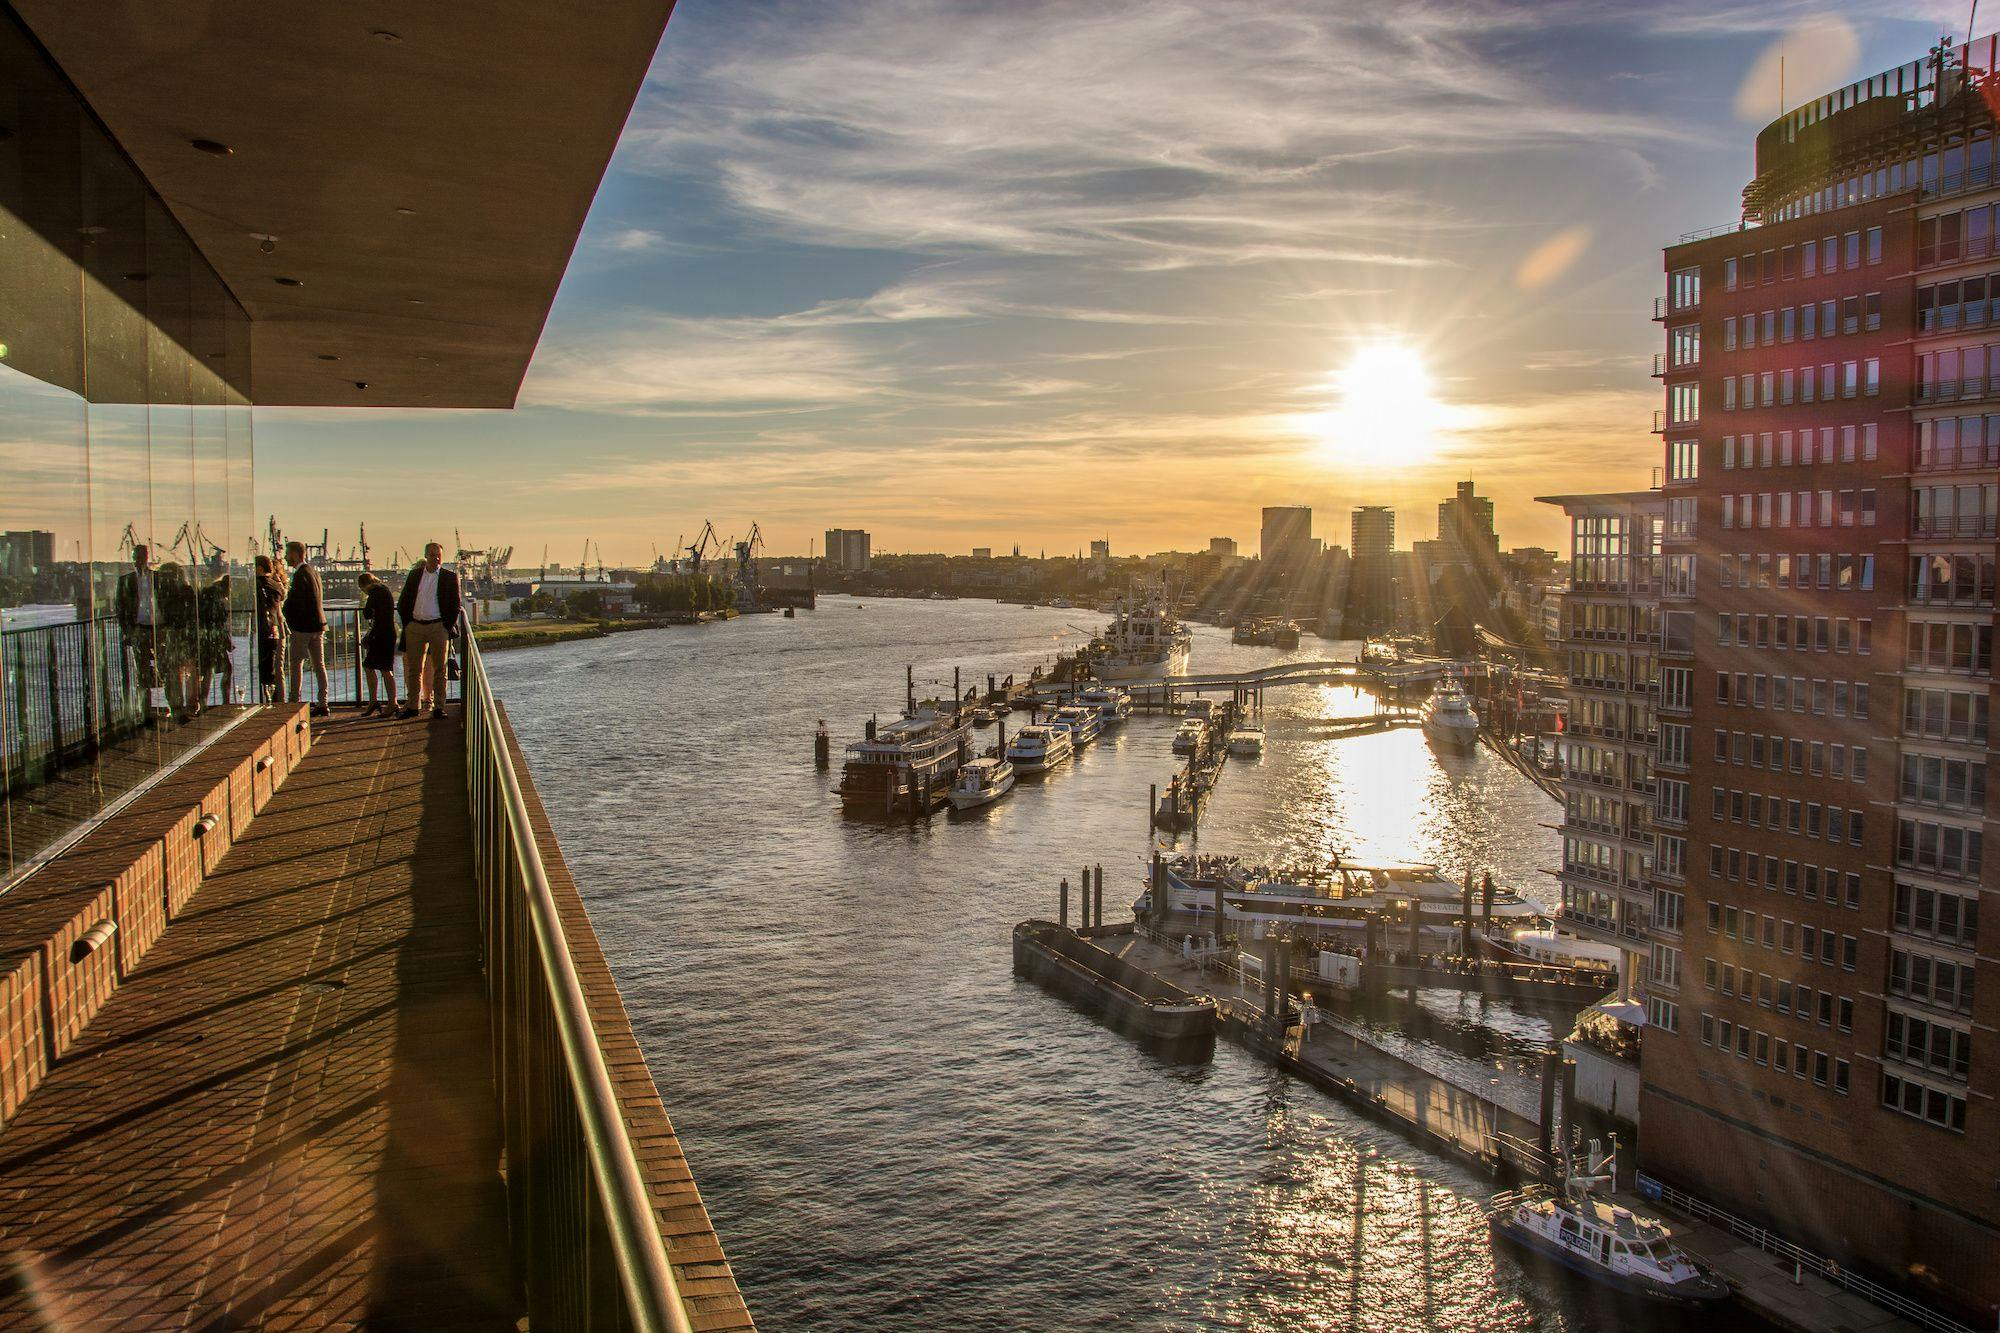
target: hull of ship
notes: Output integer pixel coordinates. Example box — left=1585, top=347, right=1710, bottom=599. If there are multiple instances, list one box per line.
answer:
left=1424, top=718, right=1480, bottom=750
left=1095, top=640, right=1191, bottom=682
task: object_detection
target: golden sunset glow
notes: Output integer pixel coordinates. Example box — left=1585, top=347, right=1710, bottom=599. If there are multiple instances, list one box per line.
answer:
left=1304, top=341, right=1451, bottom=470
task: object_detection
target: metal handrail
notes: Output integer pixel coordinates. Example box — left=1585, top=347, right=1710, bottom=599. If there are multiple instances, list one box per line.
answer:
left=459, top=620, right=691, bottom=1333
left=1637, top=1174, right=1972, bottom=1333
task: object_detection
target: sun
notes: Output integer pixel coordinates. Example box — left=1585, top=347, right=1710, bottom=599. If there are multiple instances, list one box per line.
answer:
left=1304, top=341, right=1451, bottom=468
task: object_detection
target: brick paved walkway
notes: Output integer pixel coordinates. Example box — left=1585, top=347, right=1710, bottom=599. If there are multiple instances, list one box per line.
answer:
left=0, top=713, right=518, bottom=1329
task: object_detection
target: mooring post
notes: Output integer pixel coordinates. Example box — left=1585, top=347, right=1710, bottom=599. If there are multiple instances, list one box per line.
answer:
left=814, top=720, right=830, bottom=770
left=1561, top=1058, right=1578, bottom=1152
left=1408, top=898, right=1422, bottom=963
left=1537, top=1049, right=1560, bottom=1174
left=1363, top=912, right=1379, bottom=959
left=1481, top=871, right=1495, bottom=922
left=1149, top=783, right=1158, bottom=834
left=1059, top=878, right=1069, bottom=928
left=1276, top=937, right=1292, bottom=1028
left=1151, top=851, right=1164, bottom=924
left=1460, top=870, right=1474, bottom=958
left=1093, top=864, right=1104, bottom=928
left=906, top=663, right=915, bottom=713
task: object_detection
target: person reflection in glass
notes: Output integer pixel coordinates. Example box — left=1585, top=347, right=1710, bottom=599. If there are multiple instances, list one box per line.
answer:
left=197, top=571, right=233, bottom=709
left=115, top=544, right=162, bottom=722
left=253, top=555, right=287, bottom=704
left=155, top=562, right=198, bottom=722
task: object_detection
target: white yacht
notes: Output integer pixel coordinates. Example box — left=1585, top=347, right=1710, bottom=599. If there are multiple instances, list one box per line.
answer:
left=1488, top=1157, right=1728, bottom=1306
left=947, top=756, right=1016, bottom=810
left=1226, top=725, right=1264, bottom=757
left=1421, top=680, right=1480, bottom=751
left=1050, top=704, right=1103, bottom=749
left=1138, top=853, right=1541, bottom=935
left=1005, top=724, right=1072, bottom=773
left=1089, top=578, right=1191, bottom=682
left=1172, top=718, right=1205, bottom=755
left=1074, top=685, right=1133, bottom=726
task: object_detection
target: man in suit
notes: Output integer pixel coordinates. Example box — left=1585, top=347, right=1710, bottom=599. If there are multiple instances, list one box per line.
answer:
left=115, top=544, right=162, bottom=715
left=397, top=541, right=461, bottom=719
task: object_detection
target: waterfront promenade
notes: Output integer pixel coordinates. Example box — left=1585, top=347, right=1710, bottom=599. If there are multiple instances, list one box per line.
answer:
left=0, top=708, right=749, bottom=1329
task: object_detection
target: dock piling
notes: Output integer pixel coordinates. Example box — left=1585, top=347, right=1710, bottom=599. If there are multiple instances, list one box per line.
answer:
left=1060, top=878, right=1069, bottom=927
left=1149, top=783, right=1157, bottom=836
left=1092, top=864, right=1104, bottom=929
left=1459, top=871, right=1473, bottom=958
left=814, top=721, right=830, bottom=770
left=1537, top=1049, right=1560, bottom=1174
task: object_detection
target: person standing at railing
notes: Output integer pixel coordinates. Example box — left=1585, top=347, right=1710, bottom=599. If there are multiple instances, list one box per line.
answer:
left=283, top=540, right=330, bottom=718
left=115, top=544, right=163, bottom=719
left=356, top=571, right=400, bottom=716
left=253, top=555, right=286, bottom=703
left=397, top=541, right=461, bottom=720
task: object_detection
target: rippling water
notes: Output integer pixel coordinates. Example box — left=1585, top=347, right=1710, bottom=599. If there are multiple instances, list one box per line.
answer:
left=489, top=597, right=1740, bottom=1331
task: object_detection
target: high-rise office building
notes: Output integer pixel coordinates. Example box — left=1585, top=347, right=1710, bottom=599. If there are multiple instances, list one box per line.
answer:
left=1538, top=490, right=1664, bottom=1005
left=0, top=529, right=55, bottom=577
left=1260, top=506, right=1311, bottom=565
left=1209, top=537, right=1237, bottom=558
left=823, top=529, right=872, bottom=571
left=1641, top=37, right=1997, bottom=1316
left=1348, top=506, right=1395, bottom=631
left=1437, top=480, right=1501, bottom=577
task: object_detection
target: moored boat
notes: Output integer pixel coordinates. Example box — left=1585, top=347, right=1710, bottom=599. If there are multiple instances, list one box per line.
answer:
left=1422, top=679, right=1480, bottom=751
left=1226, top=725, right=1264, bottom=756
left=1089, top=577, right=1191, bottom=681
left=1487, top=1159, right=1729, bottom=1307
left=836, top=706, right=970, bottom=813
left=948, top=756, right=1016, bottom=810
left=1005, top=724, right=1073, bottom=773
left=1074, top=684, right=1133, bottom=726
left=1050, top=704, right=1103, bottom=749
left=1171, top=718, right=1205, bottom=755
left=1138, top=852, right=1542, bottom=933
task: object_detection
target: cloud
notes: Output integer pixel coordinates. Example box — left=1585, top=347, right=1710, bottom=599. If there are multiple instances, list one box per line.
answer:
left=629, top=0, right=1685, bottom=269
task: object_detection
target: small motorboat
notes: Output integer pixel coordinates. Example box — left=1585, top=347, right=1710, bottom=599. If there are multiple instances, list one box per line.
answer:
left=1488, top=1147, right=1728, bottom=1307
left=1172, top=718, right=1205, bottom=755
left=970, top=706, right=997, bottom=727
left=1226, top=726, right=1264, bottom=757
left=948, top=756, right=1016, bottom=810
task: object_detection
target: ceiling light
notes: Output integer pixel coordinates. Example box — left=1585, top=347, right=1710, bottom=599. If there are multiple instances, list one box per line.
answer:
left=122, top=271, right=149, bottom=282
left=317, top=354, right=340, bottom=362
left=371, top=29, right=401, bottom=42
left=190, top=138, right=233, bottom=156
left=353, top=381, right=370, bottom=390
left=274, top=276, right=303, bottom=287
left=395, top=207, right=417, bottom=216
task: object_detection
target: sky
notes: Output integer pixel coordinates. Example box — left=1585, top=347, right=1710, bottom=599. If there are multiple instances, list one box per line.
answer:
left=258, top=0, right=1964, bottom=567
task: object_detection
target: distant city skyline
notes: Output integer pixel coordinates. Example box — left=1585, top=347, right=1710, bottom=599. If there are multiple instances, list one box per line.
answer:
left=255, top=1, right=1959, bottom=564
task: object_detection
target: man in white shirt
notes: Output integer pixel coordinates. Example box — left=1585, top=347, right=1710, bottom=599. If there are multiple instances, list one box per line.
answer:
left=396, top=542, right=462, bottom=718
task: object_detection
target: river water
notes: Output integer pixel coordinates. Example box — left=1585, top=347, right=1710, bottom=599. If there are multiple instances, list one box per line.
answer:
left=488, top=596, right=1731, bottom=1331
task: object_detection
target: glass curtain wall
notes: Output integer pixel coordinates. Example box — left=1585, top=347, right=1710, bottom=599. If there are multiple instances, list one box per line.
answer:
left=0, top=10, right=255, bottom=888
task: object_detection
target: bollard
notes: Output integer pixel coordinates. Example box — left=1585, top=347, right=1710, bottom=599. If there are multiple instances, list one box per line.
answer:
left=1537, top=1049, right=1560, bottom=1175
left=1460, top=870, right=1474, bottom=959
left=1059, top=878, right=1069, bottom=927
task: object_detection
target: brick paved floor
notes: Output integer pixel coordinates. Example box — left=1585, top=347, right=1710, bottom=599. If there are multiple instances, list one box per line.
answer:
left=0, top=712, right=518, bottom=1329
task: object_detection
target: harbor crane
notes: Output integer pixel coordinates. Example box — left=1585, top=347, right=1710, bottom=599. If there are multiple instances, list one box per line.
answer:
left=684, top=521, right=721, bottom=574
left=731, top=523, right=766, bottom=610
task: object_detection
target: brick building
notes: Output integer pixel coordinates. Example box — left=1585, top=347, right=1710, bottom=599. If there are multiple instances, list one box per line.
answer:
left=1640, top=38, right=1999, bottom=1318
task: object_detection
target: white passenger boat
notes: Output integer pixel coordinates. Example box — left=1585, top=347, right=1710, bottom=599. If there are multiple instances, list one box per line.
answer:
left=1005, top=724, right=1072, bottom=773
left=947, top=756, right=1016, bottom=810
left=1226, top=725, right=1264, bottom=757
left=1050, top=704, right=1103, bottom=749
left=837, top=706, right=970, bottom=811
left=1421, top=679, right=1480, bottom=751
left=1171, top=718, right=1205, bottom=755
left=1488, top=1150, right=1728, bottom=1306
left=1138, top=853, right=1542, bottom=933
left=1089, top=578, right=1191, bottom=682
left=1074, top=685, right=1133, bottom=726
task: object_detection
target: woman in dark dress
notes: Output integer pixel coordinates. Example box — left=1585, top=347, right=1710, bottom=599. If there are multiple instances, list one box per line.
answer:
left=254, top=555, right=287, bottom=702
left=358, top=571, right=400, bottom=716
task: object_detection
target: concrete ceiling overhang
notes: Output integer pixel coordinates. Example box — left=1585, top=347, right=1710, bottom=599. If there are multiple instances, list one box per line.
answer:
left=12, top=0, right=674, bottom=408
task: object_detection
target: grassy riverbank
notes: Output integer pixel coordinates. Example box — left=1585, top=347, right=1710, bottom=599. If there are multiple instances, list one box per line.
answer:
left=474, top=613, right=729, bottom=653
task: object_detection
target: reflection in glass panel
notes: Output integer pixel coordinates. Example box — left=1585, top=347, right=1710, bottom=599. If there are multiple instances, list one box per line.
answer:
left=0, top=9, right=252, bottom=888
